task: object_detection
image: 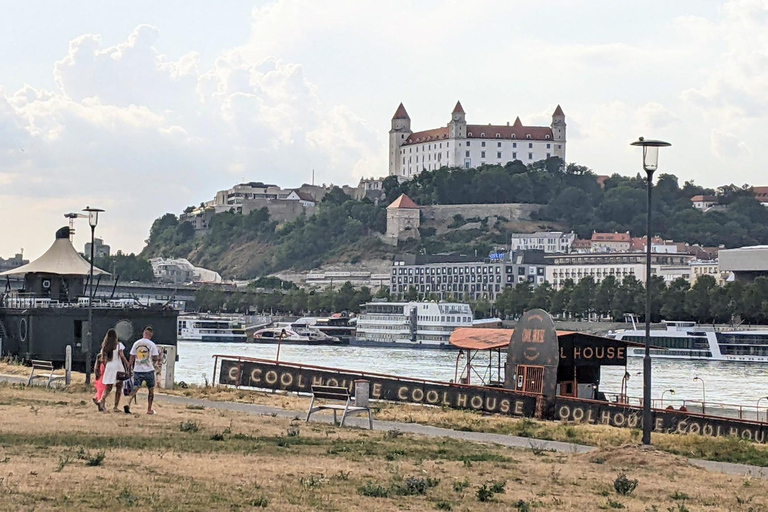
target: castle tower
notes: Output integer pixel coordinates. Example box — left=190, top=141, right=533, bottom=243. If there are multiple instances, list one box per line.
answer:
left=385, top=193, right=420, bottom=245
left=551, top=105, right=566, bottom=161
left=448, top=101, right=466, bottom=138
left=389, top=103, right=412, bottom=176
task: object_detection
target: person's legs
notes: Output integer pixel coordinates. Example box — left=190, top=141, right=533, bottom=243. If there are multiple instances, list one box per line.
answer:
left=113, top=381, right=122, bottom=411
left=100, top=384, right=113, bottom=412
left=147, top=386, right=155, bottom=414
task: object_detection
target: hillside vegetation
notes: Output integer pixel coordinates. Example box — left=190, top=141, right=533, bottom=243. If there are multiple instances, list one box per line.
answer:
left=142, top=158, right=768, bottom=278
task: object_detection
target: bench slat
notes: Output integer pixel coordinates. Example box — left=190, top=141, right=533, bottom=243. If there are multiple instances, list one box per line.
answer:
left=312, top=392, right=350, bottom=401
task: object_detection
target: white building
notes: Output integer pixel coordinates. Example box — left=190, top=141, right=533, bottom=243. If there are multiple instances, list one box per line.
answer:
left=690, top=195, right=718, bottom=211
left=149, top=258, right=222, bottom=285
left=389, top=102, right=566, bottom=178
left=510, top=231, right=575, bottom=253
left=545, top=252, right=694, bottom=289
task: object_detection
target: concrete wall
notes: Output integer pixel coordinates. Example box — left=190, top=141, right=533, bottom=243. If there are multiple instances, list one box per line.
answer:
left=420, top=203, right=542, bottom=226
left=242, top=199, right=315, bottom=223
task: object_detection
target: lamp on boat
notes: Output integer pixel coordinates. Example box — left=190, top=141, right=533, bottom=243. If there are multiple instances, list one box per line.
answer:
left=661, top=389, right=675, bottom=408
left=630, top=136, right=671, bottom=446
left=693, top=376, right=706, bottom=414
left=82, top=206, right=105, bottom=385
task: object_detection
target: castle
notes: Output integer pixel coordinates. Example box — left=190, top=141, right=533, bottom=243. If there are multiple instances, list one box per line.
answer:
left=388, top=101, right=566, bottom=178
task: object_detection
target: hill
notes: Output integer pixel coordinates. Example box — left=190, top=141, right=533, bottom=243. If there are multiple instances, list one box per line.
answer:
left=141, top=158, right=768, bottom=279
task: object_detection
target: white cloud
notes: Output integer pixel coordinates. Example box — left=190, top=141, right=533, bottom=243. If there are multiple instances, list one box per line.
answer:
left=710, top=128, right=751, bottom=159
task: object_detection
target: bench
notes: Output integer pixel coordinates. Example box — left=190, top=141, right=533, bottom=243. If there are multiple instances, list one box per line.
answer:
left=27, top=360, right=66, bottom=388
left=306, top=385, right=373, bottom=429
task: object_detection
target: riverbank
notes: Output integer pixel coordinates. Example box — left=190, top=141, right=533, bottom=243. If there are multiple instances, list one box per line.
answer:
left=1, top=383, right=767, bottom=511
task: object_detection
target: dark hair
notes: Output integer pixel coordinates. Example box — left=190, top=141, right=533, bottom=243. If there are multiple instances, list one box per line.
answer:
left=102, top=329, right=119, bottom=361
left=144, top=326, right=154, bottom=333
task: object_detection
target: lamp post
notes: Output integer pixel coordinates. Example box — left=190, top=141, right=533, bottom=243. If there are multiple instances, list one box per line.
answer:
left=630, top=137, right=671, bottom=445
left=661, top=389, right=675, bottom=408
left=83, top=207, right=104, bottom=385
left=693, top=376, right=706, bottom=414
left=757, top=396, right=768, bottom=423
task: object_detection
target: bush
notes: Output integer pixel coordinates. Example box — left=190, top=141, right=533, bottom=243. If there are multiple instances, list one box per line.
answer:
left=358, top=482, right=390, bottom=498
left=476, top=484, right=494, bottom=502
left=179, top=420, right=200, bottom=433
left=85, top=451, right=106, bottom=467
left=249, top=496, right=269, bottom=507
left=614, top=473, right=638, bottom=496
left=452, top=479, right=469, bottom=493
left=489, top=480, right=506, bottom=493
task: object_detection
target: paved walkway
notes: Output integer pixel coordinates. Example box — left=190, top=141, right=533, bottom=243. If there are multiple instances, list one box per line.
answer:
left=3, top=374, right=767, bottom=479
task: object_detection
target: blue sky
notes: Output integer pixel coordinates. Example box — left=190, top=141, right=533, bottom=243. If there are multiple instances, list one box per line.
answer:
left=1, top=0, right=765, bottom=258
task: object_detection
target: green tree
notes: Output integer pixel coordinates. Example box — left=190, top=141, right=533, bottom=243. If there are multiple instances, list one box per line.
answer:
left=529, top=282, right=554, bottom=311
left=595, top=276, right=619, bottom=319
left=661, top=278, right=690, bottom=320
left=569, top=277, right=597, bottom=319
left=684, top=275, right=717, bottom=323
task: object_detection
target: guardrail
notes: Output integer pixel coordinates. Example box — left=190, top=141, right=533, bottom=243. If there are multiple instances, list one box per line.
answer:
left=607, top=394, right=768, bottom=423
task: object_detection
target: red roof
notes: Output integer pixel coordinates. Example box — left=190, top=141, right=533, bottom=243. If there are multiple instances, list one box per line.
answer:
left=690, top=195, right=717, bottom=202
left=452, top=101, right=465, bottom=114
left=291, top=190, right=316, bottom=203
left=392, top=103, right=410, bottom=120
left=553, top=105, right=565, bottom=116
left=449, top=328, right=637, bottom=351
left=571, top=239, right=592, bottom=248
left=596, top=175, right=610, bottom=188
left=387, top=194, right=419, bottom=209
left=591, top=232, right=630, bottom=242
left=466, top=124, right=553, bottom=141
left=404, top=127, right=450, bottom=144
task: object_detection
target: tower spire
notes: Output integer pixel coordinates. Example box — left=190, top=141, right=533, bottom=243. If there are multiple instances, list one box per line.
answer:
left=392, top=103, right=410, bottom=120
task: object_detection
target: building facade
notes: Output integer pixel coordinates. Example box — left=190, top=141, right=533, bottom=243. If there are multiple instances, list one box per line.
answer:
left=389, top=102, right=566, bottom=179
left=546, top=252, right=694, bottom=289
left=590, top=232, right=631, bottom=253
left=84, top=238, right=111, bottom=259
left=149, top=258, right=222, bottom=285
left=509, top=231, right=576, bottom=253
left=390, top=251, right=547, bottom=301
left=385, top=194, right=420, bottom=244
left=718, top=246, right=768, bottom=282
left=0, top=252, right=28, bottom=273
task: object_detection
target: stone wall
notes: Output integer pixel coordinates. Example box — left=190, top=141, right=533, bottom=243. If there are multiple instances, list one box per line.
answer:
left=420, top=203, right=543, bottom=230
left=242, top=199, right=315, bottom=223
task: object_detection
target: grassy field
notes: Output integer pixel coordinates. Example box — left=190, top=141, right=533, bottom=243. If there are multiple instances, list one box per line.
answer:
left=1, top=382, right=767, bottom=511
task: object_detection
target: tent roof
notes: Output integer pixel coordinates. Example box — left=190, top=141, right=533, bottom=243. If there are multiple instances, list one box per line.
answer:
left=0, top=228, right=108, bottom=277
left=449, top=328, right=645, bottom=351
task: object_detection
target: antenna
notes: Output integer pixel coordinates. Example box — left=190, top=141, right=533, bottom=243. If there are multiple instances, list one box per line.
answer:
left=312, top=169, right=315, bottom=186
left=64, top=212, right=86, bottom=241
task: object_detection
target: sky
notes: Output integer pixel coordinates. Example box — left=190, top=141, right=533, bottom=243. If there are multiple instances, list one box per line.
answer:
left=1, top=0, right=767, bottom=259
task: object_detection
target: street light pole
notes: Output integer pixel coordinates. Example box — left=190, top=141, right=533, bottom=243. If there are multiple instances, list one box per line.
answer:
left=757, top=396, right=768, bottom=423
left=83, top=207, right=104, bottom=385
left=661, top=389, right=675, bottom=408
left=630, top=137, right=670, bottom=445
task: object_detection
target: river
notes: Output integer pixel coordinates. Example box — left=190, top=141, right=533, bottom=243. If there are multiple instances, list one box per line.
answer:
left=175, top=341, right=768, bottom=409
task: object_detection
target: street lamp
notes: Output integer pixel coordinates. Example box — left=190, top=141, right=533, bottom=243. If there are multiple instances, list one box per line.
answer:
left=661, top=389, right=675, bottom=408
left=83, top=206, right=104, bottom=385
left=630, top=137, right=671, bottom=445
left=693, top=376, right=706, bottom=414
left=757, top=396, right=768, bottom=423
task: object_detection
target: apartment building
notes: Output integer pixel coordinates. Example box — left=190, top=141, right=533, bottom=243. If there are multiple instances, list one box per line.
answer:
left=509, top=231, right=575, bottom=253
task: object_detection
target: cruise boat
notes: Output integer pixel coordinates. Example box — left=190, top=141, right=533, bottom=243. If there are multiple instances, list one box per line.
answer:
left=351, top=301, right=475, bottom=348
left=612, top=320, right=768, bottom=362
left=177, top=315, right=248, bottom=342
left=251, top=325, right=342, bottom=345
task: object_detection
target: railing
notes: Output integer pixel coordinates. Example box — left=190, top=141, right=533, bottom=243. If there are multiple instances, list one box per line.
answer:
left=607, top=393, right=768, bottom=424
left=1, top=294, right=173, bottom=310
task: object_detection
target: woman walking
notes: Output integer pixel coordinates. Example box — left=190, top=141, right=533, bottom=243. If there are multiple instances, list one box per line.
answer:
left=98, top=329, right=131, bottom=412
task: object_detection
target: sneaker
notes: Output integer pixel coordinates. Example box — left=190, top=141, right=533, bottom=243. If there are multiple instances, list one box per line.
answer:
left=147, top=409, right=156, bottom=415
left=123, top=405, right=131, bottom=414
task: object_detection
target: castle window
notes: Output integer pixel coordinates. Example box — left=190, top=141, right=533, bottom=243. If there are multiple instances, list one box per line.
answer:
left=480, top=132, right=485, bottom=138
left=546, top=143, right=551, bottom=149
left=447, top=142, right=449, bottom=147
left=513, top=142, right=517, bottom=148
left=513, top=152, right=517, bottom=159
left=497, top=152, right=501, bottom=158
left=481, top=141, right=486, bottom=147
left=511, top=134, right=516, bottom=139
left=497, top=142, right=501, bottom=148
left=466, top=141, right=470, bottom=146
left=465, top=151, right=470, bottom=157
left=547, top=153, right=551, bottom=158
left=558, top=145, right=561, bottom=149
left=526, top=134, right=531, bottom=139
left=495, top=133, right=501, bottom=138
left=528, top=143, right=533, bottom=148
left=481, top=151, right=486, bottom=158
left=528, top=153, right=533, bottom=159
left=545, top=135, right=551, bottom=139
left=468, top=132, right=473, bottom=137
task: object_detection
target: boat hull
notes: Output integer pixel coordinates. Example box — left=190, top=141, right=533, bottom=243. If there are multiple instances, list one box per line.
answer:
left=348, top=337, right=453, bottom=349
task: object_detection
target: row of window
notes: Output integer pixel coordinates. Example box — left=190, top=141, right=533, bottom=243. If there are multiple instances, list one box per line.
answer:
left=394, top=266, right=503, bottom=275
left=393, top=284, right=502, bottom=293
left=394, top=275, right=503, bottom=284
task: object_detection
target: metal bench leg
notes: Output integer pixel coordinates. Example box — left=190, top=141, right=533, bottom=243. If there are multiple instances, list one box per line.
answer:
left=368, top=408, right=373, bottom=430
left=340, top=399, right=350, bottom=427
left=306, top=396, right=315, bottom=422
left=47, top=371, right=54, bottom=389
left=333, top=409, right=338, bottom=425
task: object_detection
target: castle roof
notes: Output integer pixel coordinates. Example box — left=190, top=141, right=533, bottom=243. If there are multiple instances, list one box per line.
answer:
left=403, top=123, right=554, bottom=145
left=553, top=104, right=565, bottom=116
left=392, top=103, right=410, bottom=120
left=591, top=232, right=631, bottom=243
left=387, top=194, right=419, bottom=210
left=452, top=101, right=465, bottom=114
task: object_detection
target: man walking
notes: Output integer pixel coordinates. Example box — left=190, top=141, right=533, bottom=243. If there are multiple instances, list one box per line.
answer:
left=125, top=326, right=161, bottom=415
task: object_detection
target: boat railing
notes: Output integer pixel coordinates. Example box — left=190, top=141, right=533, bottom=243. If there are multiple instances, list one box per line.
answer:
left=608, top=394, right=768, bottom=424
left=1, top=293, right=163, bottom=310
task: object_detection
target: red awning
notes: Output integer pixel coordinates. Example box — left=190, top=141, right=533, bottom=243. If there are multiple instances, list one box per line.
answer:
left=449, top=328, right=646, bottom=351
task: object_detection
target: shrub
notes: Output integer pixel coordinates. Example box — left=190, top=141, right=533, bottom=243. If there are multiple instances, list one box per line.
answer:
left=358, top=482, right=390, bottom=498
left=489, top=480, right=506, bottom=494
left=435, top=502, right=452, bottom=510
left=476, top=484, right=494, bottom=502
left=179, top=420, right=199, bottom=433
left=249, top=496, right=269, bottom=508
left=209, top=432, right=225, bottom=441
left=85, top=451, right=106, bottom=467
left=452, top=479, right=470, bottom=493
left=613, top=473, right=638, bottom=496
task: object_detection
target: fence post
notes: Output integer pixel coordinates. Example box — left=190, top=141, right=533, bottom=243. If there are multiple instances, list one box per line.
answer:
left=65, top=345, right=72, bottom=385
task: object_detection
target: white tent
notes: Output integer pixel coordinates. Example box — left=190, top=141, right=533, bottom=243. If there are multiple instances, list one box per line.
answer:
left=0, top=234, right=108, bottom=277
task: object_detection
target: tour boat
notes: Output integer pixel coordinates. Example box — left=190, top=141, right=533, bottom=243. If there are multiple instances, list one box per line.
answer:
left=177, top=315, right=248, bottom=342
left=611, top=320, right=768, bottom=362
left=351, top=301, right=477, bottom=349
left=251, top=325, right=342, bottom=345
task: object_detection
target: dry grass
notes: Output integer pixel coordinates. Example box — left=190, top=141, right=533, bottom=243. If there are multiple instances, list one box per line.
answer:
left=0, top=383, right=767, bottom=511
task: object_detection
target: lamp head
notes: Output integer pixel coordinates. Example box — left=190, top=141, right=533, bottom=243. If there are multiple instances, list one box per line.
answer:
left=83, top=206, right=104, bottom=228
left=630, top=137, right=671, bottom=174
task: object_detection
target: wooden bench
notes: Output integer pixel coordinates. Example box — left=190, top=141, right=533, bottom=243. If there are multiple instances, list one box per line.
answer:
left=27, top=360, right=65, bottom=388
left=306, top=385, right=373, bottom=429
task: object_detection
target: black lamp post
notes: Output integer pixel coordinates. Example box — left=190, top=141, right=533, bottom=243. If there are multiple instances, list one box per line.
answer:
left=630, top=137, right=670, bottom=445
left=83, top=206, right=104, bottom=385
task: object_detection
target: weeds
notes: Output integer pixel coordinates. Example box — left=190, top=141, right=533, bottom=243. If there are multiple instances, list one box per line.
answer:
left=489, top=480, right=506, bottom=493
left=299, top=474, right=323, bottom=489
left=85, top=450, right=106, bottom=467
left=209, top=432, right=225, bottom=441
left=516, top=500, right=531, bottom=512
left=452, top=478, right=470, bottom=493
left=55, top=454, right=71, bottom=472
left=476, top=484, right=494, bottom=502
left=435, top=502, right=452, bottom=510
left=249, top=496, right=269, bottom=507
left=667, top=504, right=689, bottom=512
left=117, top=488, right=140, bottom=507
left=358, top=482, right=390, bottom=498
left=614, top=473, right=638, bottom=496
left=179, top=420, right=200, bottom=433
left=670, top=490, right=689, bottom=501
left=385, top=429, right=403, bottom=439
left=286, top=425, right=300, bottom=437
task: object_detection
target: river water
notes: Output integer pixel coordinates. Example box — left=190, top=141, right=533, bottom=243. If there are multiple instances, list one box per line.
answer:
left=175, top=341, right=768, bottom=409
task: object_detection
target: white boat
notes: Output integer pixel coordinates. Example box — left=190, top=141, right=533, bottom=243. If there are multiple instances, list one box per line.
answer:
left=351, top=301, right=475, bottom=349
left=177, top=315, right=247, bottom=342
left=252, top=325, right=342, bottom=345
left=612, top=320, right=768, bottom=362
